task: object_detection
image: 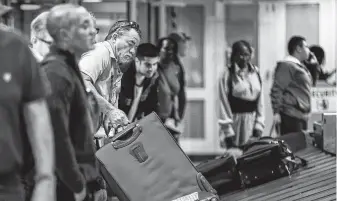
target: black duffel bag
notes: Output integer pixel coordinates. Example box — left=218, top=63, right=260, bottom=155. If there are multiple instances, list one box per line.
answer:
left=196, top=153, right=242, bottom=195
left=236, top=137, right=307, bottom=188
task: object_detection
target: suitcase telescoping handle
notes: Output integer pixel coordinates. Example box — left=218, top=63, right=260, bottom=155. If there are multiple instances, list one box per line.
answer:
left=111, top=123, right=143, bottom=149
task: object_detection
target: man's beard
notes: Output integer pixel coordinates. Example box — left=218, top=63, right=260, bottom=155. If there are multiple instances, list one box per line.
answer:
left=118, top=62, right=132, bottom=73
left=116, top=55, right=134, bottom=73
left=119, top=56, right=132, bottom=63
left=118, top=54, right=134, bottom=64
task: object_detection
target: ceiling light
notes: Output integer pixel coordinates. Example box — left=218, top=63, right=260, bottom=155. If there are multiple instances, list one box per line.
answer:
left=82, top=0, right=102, bottom=3
left=20, top=4, right=41, bottom=10
left=151, top=1, right=186, bottom=7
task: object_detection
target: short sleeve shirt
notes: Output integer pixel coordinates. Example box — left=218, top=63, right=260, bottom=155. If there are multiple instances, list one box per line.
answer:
left=79, top=41, right=122, bottom=108
left=0, top=28, right=48, bottom=169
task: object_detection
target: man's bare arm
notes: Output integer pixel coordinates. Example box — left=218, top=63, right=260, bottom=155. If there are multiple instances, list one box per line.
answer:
left=82, top=73, right=116, bottom=114
left=23, top=99, right=55, bottom=201
left=82, top=73, right=129, bottom=135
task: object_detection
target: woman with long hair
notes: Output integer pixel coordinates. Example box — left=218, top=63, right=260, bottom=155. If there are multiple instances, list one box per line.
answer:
left=218, top=40, right=265, bottom=148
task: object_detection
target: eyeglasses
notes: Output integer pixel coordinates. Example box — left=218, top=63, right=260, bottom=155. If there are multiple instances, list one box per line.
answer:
left=37, top=37, right=53, bottom=46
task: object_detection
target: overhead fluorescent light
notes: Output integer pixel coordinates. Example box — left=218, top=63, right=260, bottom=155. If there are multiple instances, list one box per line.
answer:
left=151, top=1, right=186, bottom=7
left=82, top=0, right=102, bottom=3
left=20, top=4, right=41, bottom=11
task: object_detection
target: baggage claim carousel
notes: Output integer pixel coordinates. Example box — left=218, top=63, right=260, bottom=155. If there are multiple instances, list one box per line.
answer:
left=220, top=139, right=336, bottom=201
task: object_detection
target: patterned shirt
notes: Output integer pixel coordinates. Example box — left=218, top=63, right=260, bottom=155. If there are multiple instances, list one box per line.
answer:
left=79, top=41, right=122, bottom=108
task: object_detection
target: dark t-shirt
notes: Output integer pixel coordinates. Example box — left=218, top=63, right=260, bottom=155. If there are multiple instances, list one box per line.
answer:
left=41, top=46, right=99, bottom=194
left=0, top=28, right=47, bottom=175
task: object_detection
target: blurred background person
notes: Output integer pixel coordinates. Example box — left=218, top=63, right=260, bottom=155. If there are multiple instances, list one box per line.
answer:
left=0, top=4, right=55, bottom=201
left=30, top=11, right=53, bottom=62
left=43, top=4, right=105, bottom=201
left=167, top=32, right=188, bottom=120
left=89, top=12, right=99, bottom=44
left=168, top=32, right=190, bottom=58
left=119, top=43, right=160, bottom=122
left=0, top=3, right=11, bottom=24
left=308, top=45, right=336, bottom=85
left=303, top=45, right=320, bottom=86
left=270, top=36, right=311, bottom=135
left=157, top=37, right=186, bottom=141
left=218, top=40, right=264, bottom=148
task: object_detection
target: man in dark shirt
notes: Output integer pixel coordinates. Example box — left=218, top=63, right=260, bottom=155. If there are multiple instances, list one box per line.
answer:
left=119, top=43, right=160, bottom=122
left=0, top=8, right=55, bottom=201
left=42, top=4, right=105, bottom=201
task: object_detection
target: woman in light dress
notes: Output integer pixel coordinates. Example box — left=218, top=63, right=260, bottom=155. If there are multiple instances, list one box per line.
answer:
left=218, top=40, right=265, bottom=148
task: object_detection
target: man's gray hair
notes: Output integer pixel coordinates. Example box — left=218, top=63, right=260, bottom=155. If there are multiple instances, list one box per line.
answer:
left=30, top=11, right=49, bottom=43
left=46, top=4, right=82, bottom=42
left=105, top=20, right=141, bottom=41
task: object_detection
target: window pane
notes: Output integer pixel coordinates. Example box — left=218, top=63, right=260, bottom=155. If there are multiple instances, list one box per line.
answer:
left=83, top=2, right=128, bottom=43
left=286, top=4, right=319, bottom=45
left=181, top=101, right=204, bottom=139
left=166, top=5, right=205, bottom=88
left=137, top=2, right=149, bottom=43
left=92, top=12, right=127, bottom=43
left=225, top=4, right=259, bottom=65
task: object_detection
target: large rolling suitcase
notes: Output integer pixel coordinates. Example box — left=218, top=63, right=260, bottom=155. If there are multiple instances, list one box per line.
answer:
left=96, top=112, right=219, bottom=201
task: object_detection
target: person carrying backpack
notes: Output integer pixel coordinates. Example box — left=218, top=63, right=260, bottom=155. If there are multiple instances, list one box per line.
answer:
left=218, top=40, right=265, bottom=149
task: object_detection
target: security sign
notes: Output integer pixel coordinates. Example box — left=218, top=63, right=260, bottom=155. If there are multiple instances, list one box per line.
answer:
left=311, top=87, right=337, bottom=113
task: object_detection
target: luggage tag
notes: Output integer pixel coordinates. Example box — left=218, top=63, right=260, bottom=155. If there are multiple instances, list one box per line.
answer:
left=172, top=192, right=199, bottom=201
left=172, top=192, right=218, bottom=201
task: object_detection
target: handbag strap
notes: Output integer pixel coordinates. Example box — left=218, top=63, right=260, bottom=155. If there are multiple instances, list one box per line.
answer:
left=295, top=156, right=308, bottom=167
left=284, top=155, right=309, bottom=175
left=269, top=120, right=281, bottom=137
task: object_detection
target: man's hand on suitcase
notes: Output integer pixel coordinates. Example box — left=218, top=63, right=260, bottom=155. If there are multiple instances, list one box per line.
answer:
left=103, top=108, right=129, bottom=135
left=74, top=186, right=86, bottom=201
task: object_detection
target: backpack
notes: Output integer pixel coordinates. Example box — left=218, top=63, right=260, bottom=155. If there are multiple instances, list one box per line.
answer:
left=236, top=137, right=308, bottom=188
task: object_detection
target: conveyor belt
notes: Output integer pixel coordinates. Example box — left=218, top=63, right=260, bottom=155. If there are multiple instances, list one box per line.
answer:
left=220, top=146, right=336, bottom=201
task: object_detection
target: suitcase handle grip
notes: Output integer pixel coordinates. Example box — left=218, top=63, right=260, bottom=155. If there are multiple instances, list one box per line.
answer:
left=196, top=173, right=217, bottom=195
left=111, top=124, right=143, bottom=149
left=111, top=122, right=137, bottom=142
left=243, top=139, right=280, bottom=152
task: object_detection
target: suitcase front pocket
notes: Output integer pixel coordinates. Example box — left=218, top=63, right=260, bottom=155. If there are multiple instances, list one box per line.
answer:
left=129, top=142, right=148, bottom=163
